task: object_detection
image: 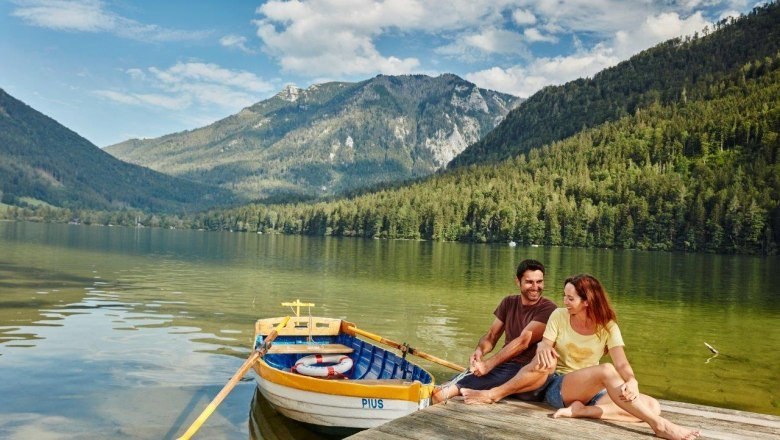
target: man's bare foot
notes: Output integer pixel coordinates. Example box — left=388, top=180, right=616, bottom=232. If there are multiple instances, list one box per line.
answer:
left=461, top=388, right=496, bottom=404
left=652, top=419, right=700, bottom=440
left=553, top=400, right=584, bottom=418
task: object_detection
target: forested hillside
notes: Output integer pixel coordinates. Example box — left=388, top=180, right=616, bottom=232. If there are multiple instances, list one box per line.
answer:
left=450, top=2, right=780, bottom=169
left=0, top=89, right=233, bottom=212
left=106, top=74, right=519, bottom=201
left=190, top=45, right=780, bottom=254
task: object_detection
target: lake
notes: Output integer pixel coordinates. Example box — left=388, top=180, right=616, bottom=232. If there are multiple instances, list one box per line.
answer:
left=0, top=221, right=778, bottom=439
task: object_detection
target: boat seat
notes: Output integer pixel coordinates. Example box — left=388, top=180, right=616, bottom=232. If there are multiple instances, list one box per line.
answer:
left=267, top=343, right=354, bottom=354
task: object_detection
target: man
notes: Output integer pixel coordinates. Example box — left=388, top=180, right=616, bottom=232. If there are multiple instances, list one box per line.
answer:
left=432, top=259, right=557, bottom=404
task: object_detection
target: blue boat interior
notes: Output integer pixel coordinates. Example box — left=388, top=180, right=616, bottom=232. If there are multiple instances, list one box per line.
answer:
left=256, top=333, right=433, bottom=384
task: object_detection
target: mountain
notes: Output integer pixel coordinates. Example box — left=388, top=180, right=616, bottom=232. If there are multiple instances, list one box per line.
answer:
left=191, top=4, right=780, bottom=255
left=449, top=2, right=780, bottom=169
left=105, top=74, right=520, bottom=201
left=0, top=88, right=233, bottom=212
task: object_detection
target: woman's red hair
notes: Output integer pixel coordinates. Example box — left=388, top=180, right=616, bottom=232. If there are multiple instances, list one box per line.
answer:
left=564, top=274, right=617, bottom=331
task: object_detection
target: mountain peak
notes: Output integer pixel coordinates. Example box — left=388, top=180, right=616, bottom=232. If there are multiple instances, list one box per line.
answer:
left=106, top=74, right=522, bottom=201
left=277, top=84, right=302, bottom=102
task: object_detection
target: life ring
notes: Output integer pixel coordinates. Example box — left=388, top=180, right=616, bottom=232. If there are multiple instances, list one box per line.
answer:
left=293, top=354, right=353, bottom=378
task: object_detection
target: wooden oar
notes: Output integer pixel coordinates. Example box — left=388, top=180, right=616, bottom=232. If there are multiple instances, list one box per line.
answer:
left=346, top=325, right=465, bottom=372
left=176, top=316, right=290, bottom=440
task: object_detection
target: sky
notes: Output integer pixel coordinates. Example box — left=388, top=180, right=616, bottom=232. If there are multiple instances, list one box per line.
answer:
left=0, top=0, right=763, bottom=147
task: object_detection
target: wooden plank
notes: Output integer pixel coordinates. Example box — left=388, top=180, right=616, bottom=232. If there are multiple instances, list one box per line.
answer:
left=660, top=400, right=780, bottom=427
left=267, top=343, right=354, bottom=354
left=347, top=398, right=780, bottom=440
left=418, top=402, right=615, bottom=439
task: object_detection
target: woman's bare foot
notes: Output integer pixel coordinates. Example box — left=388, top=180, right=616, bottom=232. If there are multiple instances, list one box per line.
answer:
left=461, top=388, right=496, bottom=404
left=553, top=400, right=585, bottom=418
left=652, top=419, right=700, bottom=440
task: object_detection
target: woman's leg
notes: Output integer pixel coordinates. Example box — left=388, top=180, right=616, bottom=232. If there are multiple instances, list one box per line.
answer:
left=554, top=393, right=661, bottom=422
left=462, top=356, right=554, bottom=404
left=554, top=364, right=699, bottom=440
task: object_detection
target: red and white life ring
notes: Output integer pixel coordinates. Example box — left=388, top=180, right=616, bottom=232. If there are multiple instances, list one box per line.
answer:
left=293, top=354, right=353, bottom=378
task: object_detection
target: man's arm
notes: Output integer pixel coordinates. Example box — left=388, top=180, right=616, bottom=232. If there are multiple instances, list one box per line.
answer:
left=472, top=320, right=547, bottom=376
left=470, top=318, right=504, bottom=371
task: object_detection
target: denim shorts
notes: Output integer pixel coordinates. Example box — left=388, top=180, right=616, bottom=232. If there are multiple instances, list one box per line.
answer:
left=542, top=372, right=607, bottom=409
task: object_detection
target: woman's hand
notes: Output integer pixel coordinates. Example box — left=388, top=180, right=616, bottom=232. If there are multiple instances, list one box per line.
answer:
left=620, top=378, right=640, bottom=403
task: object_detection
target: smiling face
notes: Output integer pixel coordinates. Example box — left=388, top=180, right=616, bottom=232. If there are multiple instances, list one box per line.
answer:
left=517, top=269, right=544, bottom=305
left=563, top=282, right=588, bottom=316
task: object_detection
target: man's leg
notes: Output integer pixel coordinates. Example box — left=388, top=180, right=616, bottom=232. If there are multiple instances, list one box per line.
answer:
left=461, top=357, right=554, bottom=404
left=432, top=362, right=523, bottom=404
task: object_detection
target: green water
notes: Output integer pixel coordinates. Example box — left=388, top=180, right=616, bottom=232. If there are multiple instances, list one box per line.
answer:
left=0, top=221, right=778, bottom=439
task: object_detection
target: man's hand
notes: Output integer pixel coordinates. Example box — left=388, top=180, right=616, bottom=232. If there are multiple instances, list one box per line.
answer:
left=469, top=349, right=483, bottom=366
left=470, top=358, right=494, bottom=377
left=535, top=342, right=558, bottom=370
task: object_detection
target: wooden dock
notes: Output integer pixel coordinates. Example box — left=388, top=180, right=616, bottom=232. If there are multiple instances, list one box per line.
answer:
left=347, top=398, right=780, bottom=439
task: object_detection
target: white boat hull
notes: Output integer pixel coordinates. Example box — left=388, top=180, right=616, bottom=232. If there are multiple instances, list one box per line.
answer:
left=256, top=376, right=427, bottom=429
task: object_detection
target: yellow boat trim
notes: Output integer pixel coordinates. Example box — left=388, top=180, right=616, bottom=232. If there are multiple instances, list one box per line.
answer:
left=255, top=358, right=434, bottom=402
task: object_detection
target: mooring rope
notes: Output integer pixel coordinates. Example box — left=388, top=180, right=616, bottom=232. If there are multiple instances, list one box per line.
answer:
left=438, top=369, right=472, bottom=404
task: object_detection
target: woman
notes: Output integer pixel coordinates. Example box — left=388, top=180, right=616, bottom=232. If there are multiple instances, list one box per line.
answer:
left=535, top=274, right=700, bottom=440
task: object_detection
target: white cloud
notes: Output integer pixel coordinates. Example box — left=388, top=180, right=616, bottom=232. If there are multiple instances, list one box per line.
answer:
left=126, top=68, right=146, bottom=80
left=523, top=28, right=557, bottom=43
left=512, top=9, right=537, bottom=25
left=252, top=0, right=525, bottom=76
left=528, top=0, right=654, bottom=35
left=464, top=28, right=527, bottom=55
left=248, top=0, right=724, bottom=79
left=466, top=8, right=711, bottom=97
left=466, top=47, right=618, bottom=97
left=438, top=27, right=529, bottom=60
left=95, top=62, right=275, bottom=111
left=11, top=0, right=208, bottom=42
left=11, top=0, right=110, bottom=31
left=613, top=11, right=709, bottom=58
left=220, top=34, right=254, bottom=53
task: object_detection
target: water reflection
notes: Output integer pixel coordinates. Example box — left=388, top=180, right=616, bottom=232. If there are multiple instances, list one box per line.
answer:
left=249, top=388, right=349, bottom=440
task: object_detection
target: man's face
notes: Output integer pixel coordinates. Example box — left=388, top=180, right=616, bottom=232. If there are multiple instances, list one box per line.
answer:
left=517, top=270, right=544, bottom=303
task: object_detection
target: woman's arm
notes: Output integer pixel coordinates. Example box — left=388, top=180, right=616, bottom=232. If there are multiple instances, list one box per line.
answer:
left=608, top=345, right=639, bottom=402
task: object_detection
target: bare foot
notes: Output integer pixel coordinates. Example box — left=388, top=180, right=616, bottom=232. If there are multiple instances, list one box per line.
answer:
left=553, top=400, right=585, bottom=418
left=461, top=388, right=496, bottom=404
left=652, top=419, right=701, bottom=440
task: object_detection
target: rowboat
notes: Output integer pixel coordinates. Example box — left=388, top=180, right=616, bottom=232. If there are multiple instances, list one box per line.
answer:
left=251, top=301, right=441, bottom=430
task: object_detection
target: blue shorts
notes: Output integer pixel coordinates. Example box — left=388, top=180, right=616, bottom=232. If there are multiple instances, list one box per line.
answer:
left=453, top=362, right=547, bottom=401
left=542, top=372, right=607, bottom=408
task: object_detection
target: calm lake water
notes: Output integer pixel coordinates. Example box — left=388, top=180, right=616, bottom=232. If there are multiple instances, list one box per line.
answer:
left=0, top=221, right=778, bottom=439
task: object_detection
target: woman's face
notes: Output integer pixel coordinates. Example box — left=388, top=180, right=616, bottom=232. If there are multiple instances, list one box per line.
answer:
left=563, top=283, right=587, bottom=315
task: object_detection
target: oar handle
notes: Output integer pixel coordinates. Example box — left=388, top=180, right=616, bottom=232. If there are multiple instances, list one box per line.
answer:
left=349, top=326, right=385, bottom=344
left=176, top=316, right=290, bottom=440
left=347, top=326, right=465, bottom=372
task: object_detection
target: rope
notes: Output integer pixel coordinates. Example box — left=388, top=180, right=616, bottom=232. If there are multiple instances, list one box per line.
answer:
left=307, top=305, right=313, bottom=343
left=437, top=370, right=472, bottom=405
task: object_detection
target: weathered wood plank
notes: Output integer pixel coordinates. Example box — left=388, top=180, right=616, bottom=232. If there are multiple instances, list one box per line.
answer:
left=347, top=398, right=780, bottom=440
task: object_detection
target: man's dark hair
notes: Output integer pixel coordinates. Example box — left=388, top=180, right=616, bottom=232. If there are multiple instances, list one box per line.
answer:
left=516, top=259, right=545, bottom=280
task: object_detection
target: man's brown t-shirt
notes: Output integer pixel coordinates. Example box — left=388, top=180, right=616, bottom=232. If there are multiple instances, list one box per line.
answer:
left=494, top=295, right=557, bottom=365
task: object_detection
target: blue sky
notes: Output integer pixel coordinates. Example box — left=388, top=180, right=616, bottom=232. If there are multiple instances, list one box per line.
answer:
left=0, top=0, right=761, bottom=147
